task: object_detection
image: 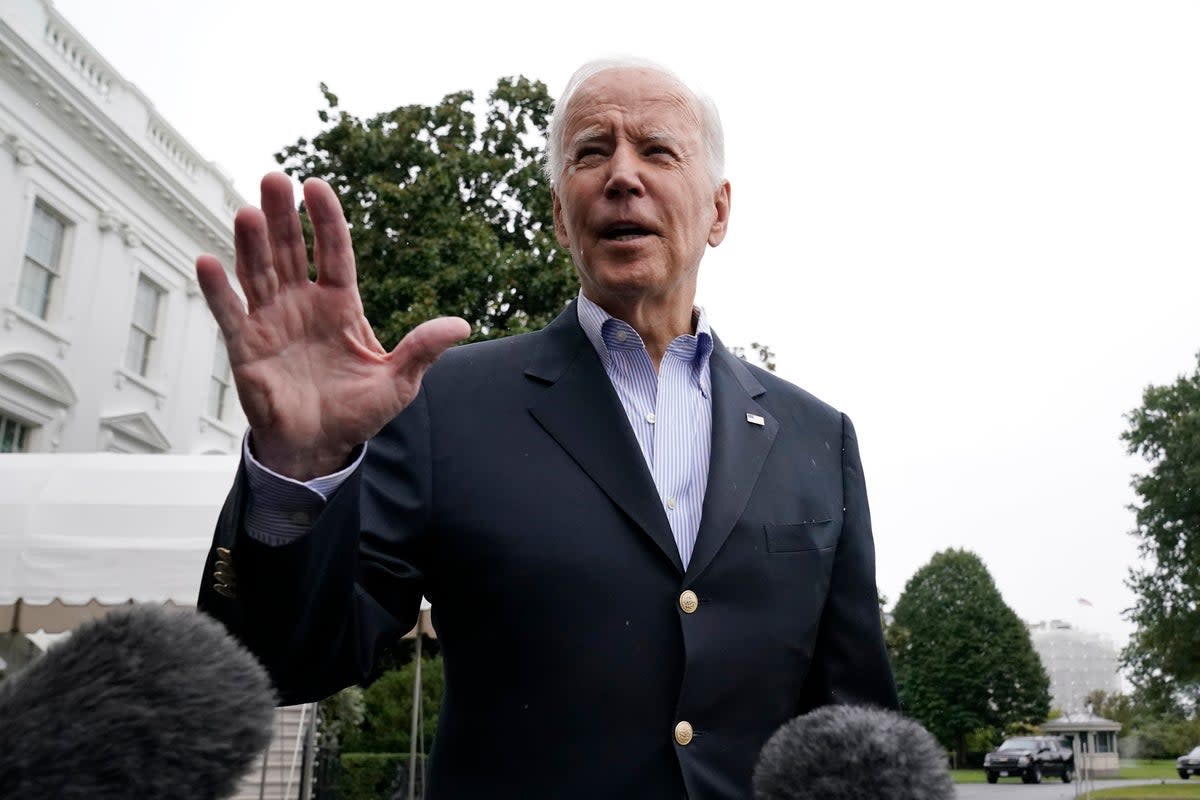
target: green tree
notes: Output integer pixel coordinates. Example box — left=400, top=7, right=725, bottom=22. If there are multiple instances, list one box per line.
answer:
left=1122, top=354, right=1200, bottom=706
left=1084, top=689, right=1139, bottom=731
left=891, top=549, right=1051, bottom=764
left=880, top=592, right=909, bottom=665
left=731, top=342, right=777, bottom=373
left=342, top=653, right=444, bottom=755
left=317, top=684, right=366, bottom=751
left=1078, top=689, right=1200, bottom=759
left=275, top=77, right=578, bottom=348
left=1125, top=716, right=1200, bottom=759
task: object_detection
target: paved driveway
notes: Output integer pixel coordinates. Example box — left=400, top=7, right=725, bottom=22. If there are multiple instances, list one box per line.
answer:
left=956, top=778, right=1188, bottom=800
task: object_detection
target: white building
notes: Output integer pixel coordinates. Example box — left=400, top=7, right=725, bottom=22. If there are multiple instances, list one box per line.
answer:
left=0, top=0, right=246, bottom=455
left=1028, top=619, right=1122, bottom=714
left=0, top=9, right=314, bottom=798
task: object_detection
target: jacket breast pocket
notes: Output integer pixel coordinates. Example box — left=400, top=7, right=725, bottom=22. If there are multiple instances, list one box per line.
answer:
left=764, top=520, right=838, bottom=553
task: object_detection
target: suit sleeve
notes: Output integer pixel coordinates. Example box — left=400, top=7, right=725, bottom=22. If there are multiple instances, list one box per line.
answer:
left=796, top=412, right=900, bottom=712
left=197, top=389, right=435, bottom=705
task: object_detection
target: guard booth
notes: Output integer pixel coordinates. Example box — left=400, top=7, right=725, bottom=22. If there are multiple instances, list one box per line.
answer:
left=1042, top=712, right=1122, bottom=778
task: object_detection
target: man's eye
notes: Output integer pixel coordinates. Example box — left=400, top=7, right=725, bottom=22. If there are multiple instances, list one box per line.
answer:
left=645, top=145, right=676, bottom=160
left=575, top=147, right=606, bottom=161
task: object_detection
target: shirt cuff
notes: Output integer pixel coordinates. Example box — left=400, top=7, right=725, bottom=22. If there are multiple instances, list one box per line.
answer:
left=241, top=433, right=366, bottom=546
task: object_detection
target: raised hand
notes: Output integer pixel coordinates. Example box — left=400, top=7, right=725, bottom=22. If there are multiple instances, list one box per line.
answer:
left=195, top=173, right=470, bottom=480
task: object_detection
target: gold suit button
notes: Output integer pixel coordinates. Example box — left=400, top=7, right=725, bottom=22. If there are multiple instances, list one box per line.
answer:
left=216, top=547, right=232, bottom=560
left=679, top=590, right=699, bottom=614
left=674, top=721, right=694, bottom=746
left=213, top=583, right=236, bottom=599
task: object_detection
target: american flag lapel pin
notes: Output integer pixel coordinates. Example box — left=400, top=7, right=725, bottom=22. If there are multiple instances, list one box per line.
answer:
left=746, top=412, right=765, bottom=427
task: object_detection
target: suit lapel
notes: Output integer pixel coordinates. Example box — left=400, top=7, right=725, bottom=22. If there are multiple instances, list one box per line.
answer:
left=686, top=343, right=779, bottom=582
left=526, top=304, right=684, bottom=574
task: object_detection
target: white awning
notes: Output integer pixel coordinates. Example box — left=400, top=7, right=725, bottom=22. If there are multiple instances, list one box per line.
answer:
left=0, top=453, right=435, bottom=637
left=0, top=453, right=238, bottom=632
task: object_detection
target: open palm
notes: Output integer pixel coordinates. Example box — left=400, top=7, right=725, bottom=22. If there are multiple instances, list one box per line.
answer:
left=195, top=173, right=469, bottom=479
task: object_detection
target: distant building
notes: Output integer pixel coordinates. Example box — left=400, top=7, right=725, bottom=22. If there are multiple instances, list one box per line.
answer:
left=1028, top=619, right=1122, bottom=713
left=0, top=0, right=246, bottom=455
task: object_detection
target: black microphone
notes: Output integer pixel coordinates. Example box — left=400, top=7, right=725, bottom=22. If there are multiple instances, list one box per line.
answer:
left=753, top=705, right=955, bottom=800
left=0, top=605, right=277, bottom=800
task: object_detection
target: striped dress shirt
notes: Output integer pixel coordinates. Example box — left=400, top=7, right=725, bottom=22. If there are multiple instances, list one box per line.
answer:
left=243, top=296, right=715, bottom=567
left=575, top=293, right=713, bottom=567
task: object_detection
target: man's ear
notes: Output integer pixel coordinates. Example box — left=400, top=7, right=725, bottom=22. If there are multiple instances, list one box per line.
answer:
left=707, top=180, right=731, bottom=247
left=552, top=189, right=571, bottom=249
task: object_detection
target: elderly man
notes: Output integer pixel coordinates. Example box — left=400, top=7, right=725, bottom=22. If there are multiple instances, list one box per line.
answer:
left=196, top=58, right=898, bottom=800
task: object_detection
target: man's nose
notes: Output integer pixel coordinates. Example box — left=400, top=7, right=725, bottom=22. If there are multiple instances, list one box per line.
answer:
left=604, top=145, right=645, bottom=198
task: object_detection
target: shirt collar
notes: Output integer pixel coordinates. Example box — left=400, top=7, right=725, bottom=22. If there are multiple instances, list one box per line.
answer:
left=575, top=292, right=714, bottom=374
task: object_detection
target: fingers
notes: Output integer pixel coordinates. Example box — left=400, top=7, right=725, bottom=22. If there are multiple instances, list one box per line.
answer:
left=195, top=254, right=246, bottom=341
left=390, top=317, right=473, bottom=384
left=234, top=173, right=316, bottom=310
left=234, top=173, right=351, bottom=305
left=260, top=173, right=311, bottom=286
left=303, top=178, right=358, bottom=289
left=233, top=206, right=277, bottom=312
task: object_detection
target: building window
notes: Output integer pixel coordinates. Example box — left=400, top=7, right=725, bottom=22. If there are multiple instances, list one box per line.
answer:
left=0, top=414, right=30, bottom=452
left=1096, top=731, right=1113, bottom=753
left=125, top=276, right=163, bottom=377
left=17, top=202, right=67, bottom=319
left=207, top=335, right=232, bottom=419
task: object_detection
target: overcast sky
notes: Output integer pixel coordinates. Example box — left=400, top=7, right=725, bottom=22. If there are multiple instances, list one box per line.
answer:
left=47, top=0, right=1200, bottom=652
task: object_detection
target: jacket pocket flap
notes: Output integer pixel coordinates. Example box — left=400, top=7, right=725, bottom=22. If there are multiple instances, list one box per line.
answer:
left=764, top=520, right=837, bottom=553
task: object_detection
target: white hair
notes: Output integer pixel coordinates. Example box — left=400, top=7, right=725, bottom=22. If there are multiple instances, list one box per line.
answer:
left=543, top=57, right=726, bottom=190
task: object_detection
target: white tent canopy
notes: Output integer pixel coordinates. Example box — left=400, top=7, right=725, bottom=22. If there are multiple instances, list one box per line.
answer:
left=1, top=452, right=437, bottom=797
left=0, top=453, right=435, bottom=637
left=0, top=453, right=239, bottom=633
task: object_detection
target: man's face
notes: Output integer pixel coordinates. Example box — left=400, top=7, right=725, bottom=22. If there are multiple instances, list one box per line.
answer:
left=552, top=69, right=731, bottom=319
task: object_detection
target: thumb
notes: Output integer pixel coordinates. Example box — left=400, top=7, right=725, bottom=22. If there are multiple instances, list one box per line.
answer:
left=390, top=316, right=472, bottom=383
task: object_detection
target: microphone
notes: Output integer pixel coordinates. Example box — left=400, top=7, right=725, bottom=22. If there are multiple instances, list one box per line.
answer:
left=0, top=605, right=277, bottom=800
left=753, top=705, right=955, bottom=800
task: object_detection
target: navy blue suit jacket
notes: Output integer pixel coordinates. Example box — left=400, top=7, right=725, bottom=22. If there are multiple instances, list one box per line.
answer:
left=198, top=302, right=898, bottom=799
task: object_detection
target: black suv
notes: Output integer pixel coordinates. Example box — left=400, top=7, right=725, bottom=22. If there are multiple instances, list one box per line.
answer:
left=983, top=736, right=1075, bottom=784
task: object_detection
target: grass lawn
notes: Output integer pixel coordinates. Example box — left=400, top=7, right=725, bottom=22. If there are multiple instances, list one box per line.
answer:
left=950, top=762, right=1185, bottom=786
left=1083, top=786, right=1200, bottom=798
left=951, top=770, right=988, bottom=783
left=1122, top=761, right=1186, bottom=780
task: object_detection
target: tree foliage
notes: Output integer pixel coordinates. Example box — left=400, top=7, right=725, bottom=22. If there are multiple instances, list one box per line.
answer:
left=1122, top=354, right=1200, bottom=705
left=275, top=78, right=578, bottom=347
left=732, top=342, right=777, bottom=373
left=341, top=654, right=444, bottom=755
left=1078, top=689, right=1200, bottom=759
left=890, top=549, right=1051, bottom=763
left=318, top=684, right=366, bottom=751
left=1135, top=718, right=1200, bottom=759
left=1085, top=689, right=1139, bottom=731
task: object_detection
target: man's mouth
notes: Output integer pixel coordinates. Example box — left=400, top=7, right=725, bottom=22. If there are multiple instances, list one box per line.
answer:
left=602, top=223, right=654, bottom=242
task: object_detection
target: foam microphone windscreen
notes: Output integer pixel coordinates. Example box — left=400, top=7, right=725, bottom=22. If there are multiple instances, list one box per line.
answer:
left=753, top=704, right=955, bottom=800
left=0, top=605, right=277, bottom=800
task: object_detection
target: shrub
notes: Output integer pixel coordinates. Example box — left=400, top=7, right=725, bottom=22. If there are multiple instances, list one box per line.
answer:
left=338, top=753, right=408, bottom=800
left=342, top=654, right=444, bottom=754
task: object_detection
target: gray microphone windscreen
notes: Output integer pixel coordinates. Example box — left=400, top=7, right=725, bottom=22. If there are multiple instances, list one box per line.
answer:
left=0, top=605, right=277, bottom=800
left=753, top=704, right=955, bottom=800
